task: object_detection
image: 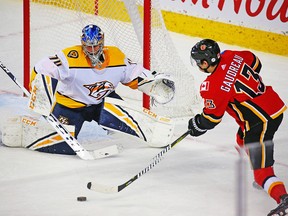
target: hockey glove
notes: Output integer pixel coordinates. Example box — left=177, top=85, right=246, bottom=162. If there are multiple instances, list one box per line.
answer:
left=188, top=114, right=207, bottom=137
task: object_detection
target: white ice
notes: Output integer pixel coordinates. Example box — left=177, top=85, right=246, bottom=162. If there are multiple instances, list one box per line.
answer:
left=0, top=1, right=287, bottom=216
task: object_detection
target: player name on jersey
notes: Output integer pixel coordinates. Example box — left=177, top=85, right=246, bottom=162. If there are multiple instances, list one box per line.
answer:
left=220, top=54, right=243, bottom=92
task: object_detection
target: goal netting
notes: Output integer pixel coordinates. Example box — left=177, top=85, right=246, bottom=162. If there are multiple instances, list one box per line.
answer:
left=24, top=0, right=201, bottom=117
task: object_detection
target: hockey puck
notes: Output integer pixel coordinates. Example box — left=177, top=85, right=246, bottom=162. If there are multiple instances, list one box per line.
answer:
left=77, top=196, right=87, bottom=202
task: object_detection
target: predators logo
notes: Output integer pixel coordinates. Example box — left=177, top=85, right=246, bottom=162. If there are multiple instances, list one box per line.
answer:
left=84, top=81, right=114, bottom=100
left=67, top=50, right=79, bottom=58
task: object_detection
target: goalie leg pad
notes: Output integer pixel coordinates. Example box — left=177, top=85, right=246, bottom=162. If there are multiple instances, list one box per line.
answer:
left=99, top=103, right=146, bottom=140
left=23, top=118, right=75, bottom=154
left=2, top=116, right=23, bottom=147
left=99, top=98, right=175, bottom=147
left=2, top=115, right=76, bottom=154
left=30, top=140, right=76, bottom=155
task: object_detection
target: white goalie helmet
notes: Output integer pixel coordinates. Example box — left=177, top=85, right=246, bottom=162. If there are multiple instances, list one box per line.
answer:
left=81, top=24, right=104, bottom=67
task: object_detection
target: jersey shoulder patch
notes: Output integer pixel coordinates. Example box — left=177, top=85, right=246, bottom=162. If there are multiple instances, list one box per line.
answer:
left=62, top=45, right=89, bottom=67
left=200, top=81, right=209, bottom=91
left=62, top=45, right=82, bottom=57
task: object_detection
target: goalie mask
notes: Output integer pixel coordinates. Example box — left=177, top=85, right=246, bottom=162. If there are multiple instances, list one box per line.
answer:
left=81, top=24, right=104, bottom=67
left=190, top=39, right=220, bottom=69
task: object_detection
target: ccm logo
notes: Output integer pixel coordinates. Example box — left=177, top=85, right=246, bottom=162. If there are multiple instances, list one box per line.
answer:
left=29, top=85, right=38, bottom=110
left=143, top=108, right=170, bottom=122
left=143, top=108, right=157, bottom=118
left=22, top=118, right=37, bottom=126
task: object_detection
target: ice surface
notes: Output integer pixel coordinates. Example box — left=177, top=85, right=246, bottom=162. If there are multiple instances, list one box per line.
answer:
left=0, top=1, right=287, bottom=216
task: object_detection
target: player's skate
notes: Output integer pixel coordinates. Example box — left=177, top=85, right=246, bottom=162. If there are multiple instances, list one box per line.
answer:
left=268, top=194, right=288, bottom=216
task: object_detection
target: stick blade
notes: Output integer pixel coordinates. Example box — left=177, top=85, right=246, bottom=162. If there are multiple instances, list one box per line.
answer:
left=90, top=144, right=124, bottom=159
left=87, top=182, right=118, bottom=194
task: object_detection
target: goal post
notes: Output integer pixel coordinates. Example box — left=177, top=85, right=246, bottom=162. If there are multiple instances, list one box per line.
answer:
left=23, top=0, right=31, bottom=92
left=143, top=0, right=151, bottom=109
left=23, top=0, right=200, bottom=117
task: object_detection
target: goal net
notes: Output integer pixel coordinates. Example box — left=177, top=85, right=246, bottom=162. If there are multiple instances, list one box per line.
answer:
left=24, top=0, right=200, bottom=117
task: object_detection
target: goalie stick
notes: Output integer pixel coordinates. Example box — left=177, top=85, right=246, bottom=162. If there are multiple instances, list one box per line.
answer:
left=0, top=61, right=123, bottom=160
left=87, top=130, right=190, bottom=193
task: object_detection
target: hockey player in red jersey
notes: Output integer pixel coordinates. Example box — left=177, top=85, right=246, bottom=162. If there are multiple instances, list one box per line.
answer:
left=188, top=39, right=287, bottom=216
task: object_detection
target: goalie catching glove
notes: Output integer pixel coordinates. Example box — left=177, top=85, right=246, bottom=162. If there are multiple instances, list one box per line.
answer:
left=138, top=70, right=175, bottom=104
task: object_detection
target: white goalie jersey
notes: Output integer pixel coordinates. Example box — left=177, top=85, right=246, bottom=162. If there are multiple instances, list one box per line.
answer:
left=31, top=45, right=146, bottom=108
left=30, top=45, right=175, bottom=110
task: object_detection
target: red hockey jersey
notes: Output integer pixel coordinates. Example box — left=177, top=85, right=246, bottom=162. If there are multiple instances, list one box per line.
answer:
left=199, top=50, right=286, bottom=132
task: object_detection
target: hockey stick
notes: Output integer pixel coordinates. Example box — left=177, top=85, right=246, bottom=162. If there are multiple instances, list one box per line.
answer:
left=0, top=61, right=123, bottom=160
left=87, top=130, right=190, bottom=193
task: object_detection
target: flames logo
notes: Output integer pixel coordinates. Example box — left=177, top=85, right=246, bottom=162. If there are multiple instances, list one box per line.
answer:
left=200, top=44, right=206, bottom=51
left=84, top=81, right=114, bottom=100
left=204, top=99, right=216, bottom=109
